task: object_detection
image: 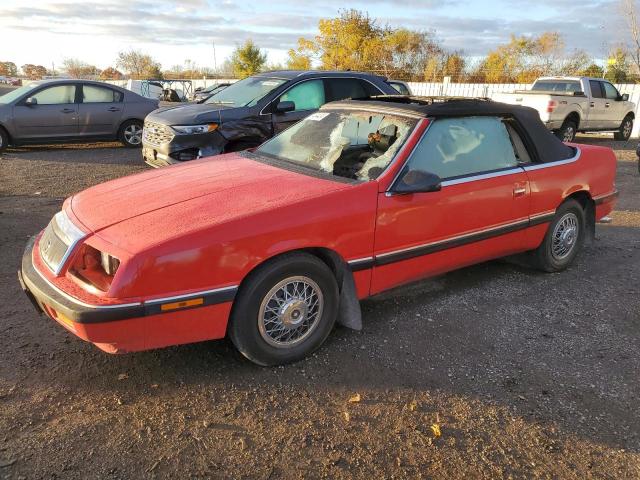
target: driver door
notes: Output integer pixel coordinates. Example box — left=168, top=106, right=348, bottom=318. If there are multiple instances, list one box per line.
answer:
left=371, top=116, right=531, bottom=294
left=13, top=83, right=79, bottom=140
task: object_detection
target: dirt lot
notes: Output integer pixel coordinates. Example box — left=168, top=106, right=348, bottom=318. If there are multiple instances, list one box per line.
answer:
left=1, top=136, right=639, bottom=479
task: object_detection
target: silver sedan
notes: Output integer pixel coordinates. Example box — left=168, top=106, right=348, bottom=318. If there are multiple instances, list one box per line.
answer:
left=0, top=79, right=159, bottom=151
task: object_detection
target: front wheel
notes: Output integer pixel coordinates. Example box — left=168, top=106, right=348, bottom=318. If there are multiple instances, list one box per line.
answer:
left=228, top=253, right=339, bottom=366
left=0, top=127, right=8, bottom=153
left=531, top=199, right=585, bottom=272
left=118, top=120, right=143, bottom=148
left=614, top=115, right=633, bottom=141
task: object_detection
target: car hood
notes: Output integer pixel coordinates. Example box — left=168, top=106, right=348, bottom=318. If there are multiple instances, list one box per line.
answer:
left=69, top=153, right=351, bottom=252
left=146, top=102, right=240, bottom=125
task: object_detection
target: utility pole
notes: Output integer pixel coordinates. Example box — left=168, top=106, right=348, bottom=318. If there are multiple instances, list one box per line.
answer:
left=212, top=40, right=217, bottom=77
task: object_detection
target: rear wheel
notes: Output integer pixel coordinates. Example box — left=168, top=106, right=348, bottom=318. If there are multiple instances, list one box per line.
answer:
left=555, top=120, right=577, bottom=143
left=614, top=115, right=633, bottom=141
left=531, top=199, right=585, bottom=272
left=228, top=253, right=339, bottom=366
left=118, top=120, right=143, bottom=148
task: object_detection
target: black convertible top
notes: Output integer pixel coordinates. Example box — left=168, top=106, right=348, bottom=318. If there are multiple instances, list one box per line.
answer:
left=323, top=96, right=576, bottom=163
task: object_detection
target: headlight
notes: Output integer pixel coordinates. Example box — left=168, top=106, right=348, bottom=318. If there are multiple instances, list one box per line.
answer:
left=171, top=124, right=218, bottom=135
left=70, top=245, right=120, bottom=292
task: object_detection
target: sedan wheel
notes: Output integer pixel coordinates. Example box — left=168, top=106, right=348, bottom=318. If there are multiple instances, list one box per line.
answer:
left=550, top=212, right=579, bottom=261
left=119, top=120, right=143, bottom=148
left=229, top=253, right=338, bottom=366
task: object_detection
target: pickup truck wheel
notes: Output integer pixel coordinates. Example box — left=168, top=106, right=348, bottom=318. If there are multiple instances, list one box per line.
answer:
left=531, top=199, right=585, bottom=272
left=228, top=253, right=339, bottom=366
left=556, top=120, right=577, bottom=143
left=614, top=115, right=633, bottom=141
left=118, top=120, right=143, bottom=148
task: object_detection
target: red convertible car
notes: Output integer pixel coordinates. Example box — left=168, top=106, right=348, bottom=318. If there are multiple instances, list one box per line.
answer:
left=19, top=97, right=618, bottom=365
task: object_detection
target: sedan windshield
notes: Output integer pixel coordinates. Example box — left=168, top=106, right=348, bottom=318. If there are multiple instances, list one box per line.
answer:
left=0, top=83, right=39, bottom=104
left=205, top=77, right=285, bottom=107
left=256, top=110, right=417, bottom=180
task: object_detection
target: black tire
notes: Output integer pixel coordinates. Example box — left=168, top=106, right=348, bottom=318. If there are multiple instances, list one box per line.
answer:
left=531, top=199, right=585, bottom=272
left=118, top=119, right=143, bottom=148
left=0, top=126, right=8, bottom=153
left=614, top=115, right=633, bottom=141
left=228, top=253, right=339, bottom=366
left=555, top=120, right=577, bottom=143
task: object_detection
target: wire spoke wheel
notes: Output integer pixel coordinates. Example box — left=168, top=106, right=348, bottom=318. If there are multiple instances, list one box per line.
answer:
left=124, top=124, right=142, bottom=145
left=551, top=212, right=579, bottom=260
left=258, top=275, right=324, bottom=348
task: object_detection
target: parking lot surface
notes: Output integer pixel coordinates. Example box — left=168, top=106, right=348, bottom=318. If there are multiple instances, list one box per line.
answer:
left=1, top=137, right=639, bottom=479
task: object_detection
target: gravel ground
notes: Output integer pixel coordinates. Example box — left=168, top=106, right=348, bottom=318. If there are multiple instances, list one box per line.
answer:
left=0, top=136, right=639, bottom=479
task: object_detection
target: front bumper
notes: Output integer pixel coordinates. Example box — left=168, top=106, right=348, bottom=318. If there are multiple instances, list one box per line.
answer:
left=142, top=127, right=227, bottom=168
left=19, top=236, right=235, bottom=353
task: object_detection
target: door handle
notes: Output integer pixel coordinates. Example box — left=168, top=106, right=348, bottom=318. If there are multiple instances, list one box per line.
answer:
left=60, top=108, right=75, bottom=113
left=513, top=185, right=527, bottom=197
left=589, top=102, right=595, bottom=107
left=605, top=102, right=610, bottom=108
left=108, top=107, right=120, bottom=112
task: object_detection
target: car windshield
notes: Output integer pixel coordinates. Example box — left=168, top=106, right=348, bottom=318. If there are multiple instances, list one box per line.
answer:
left=531, top=80, right=582, bottom=94
left=256, top=110, right=417, bottom=181
left=204, top=77, right=285, bottom=107
left=0, top=83, right=39, bottom=104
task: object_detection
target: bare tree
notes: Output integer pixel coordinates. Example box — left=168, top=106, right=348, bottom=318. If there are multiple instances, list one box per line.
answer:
left=621, top=0, right=640, bottom=74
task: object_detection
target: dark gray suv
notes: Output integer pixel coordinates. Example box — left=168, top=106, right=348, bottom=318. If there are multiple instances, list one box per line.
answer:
left=142, top=70, right=397, bottom=167
left=0, top=79, right=159, bottom=152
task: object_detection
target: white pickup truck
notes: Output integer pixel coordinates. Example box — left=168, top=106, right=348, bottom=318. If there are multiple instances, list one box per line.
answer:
left=492, top=76, right=635, bottom=142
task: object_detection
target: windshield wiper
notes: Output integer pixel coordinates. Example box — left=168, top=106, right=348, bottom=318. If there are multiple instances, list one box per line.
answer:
left=209, top=101, right=235, bottom=105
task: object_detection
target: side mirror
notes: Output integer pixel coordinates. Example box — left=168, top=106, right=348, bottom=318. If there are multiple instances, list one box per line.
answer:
left=275, top=101, right=295, bottom=113
left=393, top=169, right=442, bottom=194
left=621, top=93, right=629, bottom=101
left=25, top=97, right=37, bottom=106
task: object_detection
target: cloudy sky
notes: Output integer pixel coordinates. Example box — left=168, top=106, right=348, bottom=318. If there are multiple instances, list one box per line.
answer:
left=0, top=0, right=630, bottom=71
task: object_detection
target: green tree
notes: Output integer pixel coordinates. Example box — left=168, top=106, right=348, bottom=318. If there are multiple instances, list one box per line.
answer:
left=116, top=50, right=163, bottom=79
left=0, top=61, right=17, bottom=77
left=231, top=40, right=267, bottom=78
left=580, top=63, right=604, bottom=77
left=605, top=47, right=630, bottom=82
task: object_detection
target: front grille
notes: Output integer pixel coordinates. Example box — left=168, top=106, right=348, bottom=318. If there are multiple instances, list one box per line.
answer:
left=39, top=220, right=71, bottom=273
left=143, top=122, right=174, bottom=146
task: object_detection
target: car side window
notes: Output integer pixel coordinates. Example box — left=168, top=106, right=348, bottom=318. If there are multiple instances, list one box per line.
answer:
left=279, top=80, right=325, bottom=111
left=326, top=78, right=369, bottom=101
left=589, top=80, right=604, bottom=99
left=31, top=85, right=76, bottom=105
left=504, top=121, right=532, bottom=165
left=405, top=116, right=518, bottom=180
left=83, top=85, right=123, bottom=103
left=602, top=82, right=620, bottom=100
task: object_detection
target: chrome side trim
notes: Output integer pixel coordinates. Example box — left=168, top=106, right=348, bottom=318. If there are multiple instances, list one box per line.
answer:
left=441, top=168, right=523, bottom=187
left=144, top=285, right=239, bottom=305
left=375, top=217, right=530, bottom=260
left=523, top=147, right=581, bottom=171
